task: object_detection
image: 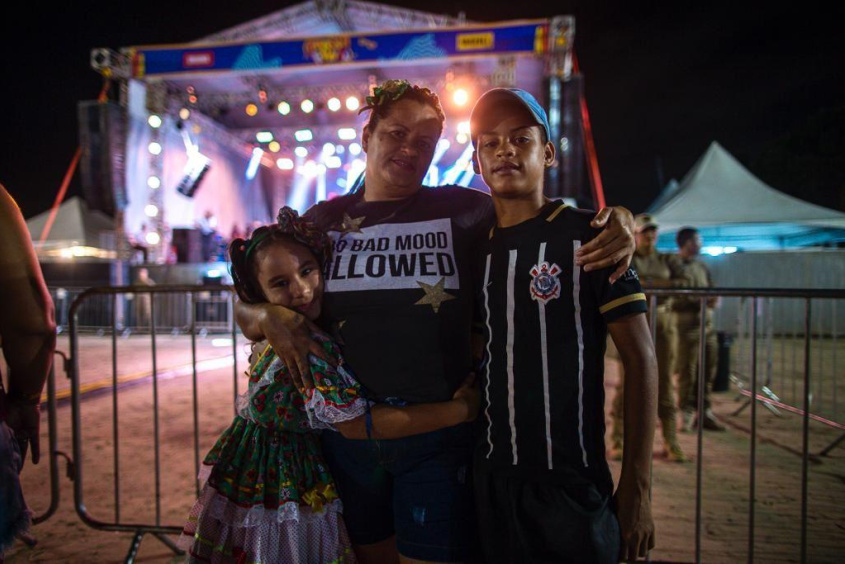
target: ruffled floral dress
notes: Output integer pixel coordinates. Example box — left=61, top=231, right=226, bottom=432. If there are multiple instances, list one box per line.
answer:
left=179, top=334, right=368, bottom=563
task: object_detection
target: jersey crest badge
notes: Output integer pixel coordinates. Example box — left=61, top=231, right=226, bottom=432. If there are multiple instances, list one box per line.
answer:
left=529, top=262, right=562, bottom=304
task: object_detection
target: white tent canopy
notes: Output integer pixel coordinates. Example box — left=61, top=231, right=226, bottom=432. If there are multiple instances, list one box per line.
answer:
left=648, top=142, right=845, bottom=250
left=26, top=197, right=115, bottom=257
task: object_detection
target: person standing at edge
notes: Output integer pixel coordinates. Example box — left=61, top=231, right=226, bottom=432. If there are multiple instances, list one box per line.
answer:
left=673, top=227, right=726, bottom=433
left=468, top=87, right=656, bottom=563
left=0, top=185, right=57, bottom=561
left=610, top=214, right=688, bottom=462
left=234, top=80, right=638, bottom=564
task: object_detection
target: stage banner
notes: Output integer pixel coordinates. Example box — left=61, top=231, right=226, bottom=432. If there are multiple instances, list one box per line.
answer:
left=129, top=20, right=554, bottom=78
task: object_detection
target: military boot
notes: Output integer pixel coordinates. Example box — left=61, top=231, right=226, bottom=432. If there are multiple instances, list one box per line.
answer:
left=662, top=417, right=688, bottom=462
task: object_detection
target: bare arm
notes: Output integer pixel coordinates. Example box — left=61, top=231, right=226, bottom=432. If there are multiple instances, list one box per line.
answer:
left=334, top=374, right=480, bottom=440
left=608, top=313, right=657, bottom=560
left=575, top=206, right=636, bottom=283
left=0, top=185, right=57, bottom=465
left=235, top=300, right=335, bottom=389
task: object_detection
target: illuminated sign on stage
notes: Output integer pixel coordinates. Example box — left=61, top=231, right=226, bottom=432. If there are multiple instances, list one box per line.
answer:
left=128, top=20, right=553, bottom=78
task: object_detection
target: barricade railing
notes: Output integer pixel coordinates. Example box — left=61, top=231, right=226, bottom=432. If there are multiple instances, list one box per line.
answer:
left=644, top=287, right=844, bottom=564
left=30, top=351, right=70, bottom=527
left=39, top=284, right=844, bottom=563
left=51, top=285, right=233, bottom=335
left=67, top=285, right=242, bottom=563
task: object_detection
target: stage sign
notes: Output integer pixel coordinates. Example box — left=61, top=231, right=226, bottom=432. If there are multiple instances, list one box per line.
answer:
left=129, top=20, right=554, bottom=78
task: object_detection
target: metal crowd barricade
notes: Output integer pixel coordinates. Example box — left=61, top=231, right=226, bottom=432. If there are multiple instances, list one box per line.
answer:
left=50, top=285, right=233, bottom=336
left=645, top=287, right=844, bottom=564
left=728, top=295, right=843, bottom=457
left=67, top=285, right=241, bottom=563
left=30, top=351, right=70, bottom=527
left=35, top=284, right=844, bottom=563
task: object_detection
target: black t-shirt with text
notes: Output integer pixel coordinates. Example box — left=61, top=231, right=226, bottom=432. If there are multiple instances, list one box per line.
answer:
left=307, top=186, right=494, bottom=403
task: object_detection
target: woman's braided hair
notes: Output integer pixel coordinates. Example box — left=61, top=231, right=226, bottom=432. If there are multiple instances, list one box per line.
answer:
left=360, top=79, right=446, bottom=134
left=229, top=207, right=332, bottom=305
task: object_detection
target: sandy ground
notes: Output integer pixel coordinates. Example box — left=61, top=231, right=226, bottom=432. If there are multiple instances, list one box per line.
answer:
left=4, top=337, right=845, bottom=563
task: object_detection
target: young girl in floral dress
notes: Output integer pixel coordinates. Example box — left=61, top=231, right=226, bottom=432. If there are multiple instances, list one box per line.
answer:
left=179, top=208, right=478, bottom=563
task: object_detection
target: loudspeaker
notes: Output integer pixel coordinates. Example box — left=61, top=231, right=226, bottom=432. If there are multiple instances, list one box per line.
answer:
left=78, top=101, right=127, bottom=216
left=172, top=228, right=203, bottom=263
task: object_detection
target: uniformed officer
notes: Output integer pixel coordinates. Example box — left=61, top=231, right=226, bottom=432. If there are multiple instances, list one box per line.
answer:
left=672, top=227, right=726, bottom=432
left=610, top=214, right=687, bottom=462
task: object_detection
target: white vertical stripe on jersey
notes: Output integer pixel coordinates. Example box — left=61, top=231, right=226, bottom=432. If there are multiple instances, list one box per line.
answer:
left=507, top=249, right=518, bottom=465
left=482, top=254, right=495, bottom=459
left=537, top=242, right=554, bottom=470
left=572, top=240, right=589, bottom=468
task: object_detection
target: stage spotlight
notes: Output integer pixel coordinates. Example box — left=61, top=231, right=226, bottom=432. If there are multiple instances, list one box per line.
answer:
left=345, top=96, right=360, bottom=111
left=295, top=129, right=314, bottom=142
left=179, top=108, right=191, bottom=120
left=277, top=158, right=295, bottom=170
left=327, top=97, right=342, bottom=112
left=348, top=142, right=362, bottom=156
left=322, top=142, right=336, bottom=156
left=335, top=144, right=346, bottom=155
left=145, top=232, right=161, bottom=246
left=256, top=131, right=274, bottom=143
left=144, top=204, right=159, bottom=218
left=338, top=128, right=357, bottom=140
left=456, top=133, right=469, bottom=144
left=268, top=141, right=281, bottom=153
left=326, top=156, right=342, bottom=169
left=457, top=121, right=471, bottom=135
left=246, top=148, right=264, bottom=180
left=187, top=86, right=195, bottom=94
left=147, top=176, right=161, bottom=189
left=277, top=101, right=291, bottom=115
left=453, top=88, right=469, bottom=106
left=148, top=142, right=162, bottom=155
left=301, top=99, right=314, bottom=113
left=438, top=139, right=451, bottom=151
left=245, top=103, right=259, bottom=117
left=188, top=95, right=198, bottom=104
left=302, top=160, right=319, bottom=177
left=294, top=146, right=308, bottom=158
left=148, top=115, right=162, bottom=129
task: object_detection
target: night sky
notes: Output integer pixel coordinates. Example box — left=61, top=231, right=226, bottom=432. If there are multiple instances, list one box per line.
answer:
left=1, top=1, right=840, bottom=219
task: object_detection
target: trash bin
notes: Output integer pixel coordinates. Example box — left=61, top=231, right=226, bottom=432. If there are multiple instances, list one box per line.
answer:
left=714, top=331, right=732, bottom=392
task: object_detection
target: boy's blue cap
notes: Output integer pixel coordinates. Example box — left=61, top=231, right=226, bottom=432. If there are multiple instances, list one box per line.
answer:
left=470, top=88, right=551, bottom=147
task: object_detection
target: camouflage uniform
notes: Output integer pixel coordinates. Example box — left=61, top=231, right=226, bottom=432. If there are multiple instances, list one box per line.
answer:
left=672, top=257, right=722, bottom=431
left=611, top=249, right=686, bottom=460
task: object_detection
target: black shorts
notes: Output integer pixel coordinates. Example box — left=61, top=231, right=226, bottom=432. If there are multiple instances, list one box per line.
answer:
left=474, top=461, right=620, bottom=564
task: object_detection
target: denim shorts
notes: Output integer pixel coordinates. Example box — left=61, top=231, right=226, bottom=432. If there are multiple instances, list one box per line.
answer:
left=1, top=420, right=31, bottom=554
left=321, top=422, right=476, bottom=562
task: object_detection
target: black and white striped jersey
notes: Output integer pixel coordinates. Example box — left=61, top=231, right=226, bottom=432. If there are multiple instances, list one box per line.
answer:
left=477, top=201, right=647, bottom=494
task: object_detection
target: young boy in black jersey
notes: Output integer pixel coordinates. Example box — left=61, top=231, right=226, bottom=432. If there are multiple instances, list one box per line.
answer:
left=469, top=89, right=658, bottom=563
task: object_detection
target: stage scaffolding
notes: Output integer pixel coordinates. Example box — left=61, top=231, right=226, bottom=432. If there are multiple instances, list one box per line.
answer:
left=89, top=0, right=581, bottom=264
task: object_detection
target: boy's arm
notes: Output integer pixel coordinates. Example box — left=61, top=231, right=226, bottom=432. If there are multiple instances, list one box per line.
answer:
left=576, top=206, right=636, bottom=283
left=332, top=374, right=480, bottom=439
left=608, top=312, right=658, bottom=561
left=235, top=300, right=336, bottom=389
